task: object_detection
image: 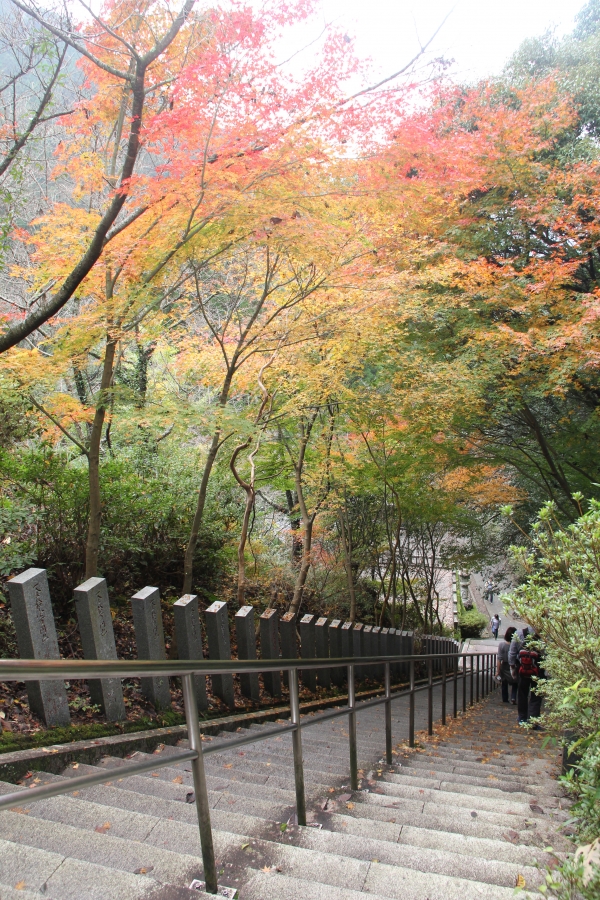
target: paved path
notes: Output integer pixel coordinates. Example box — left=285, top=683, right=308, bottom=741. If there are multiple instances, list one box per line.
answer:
left=0, top=676, right=571, bottom=899
left=471, top=573, right=524, bottom=640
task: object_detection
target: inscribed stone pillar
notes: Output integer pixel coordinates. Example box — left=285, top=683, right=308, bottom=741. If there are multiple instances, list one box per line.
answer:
left=315, top=617, right=330, bottom=689
left=299, top=614, right=316, bottom=692
left=280, top=611, right=297, bottom=687
left=362, top=625, right=373, bottom=679
left=74, top=577, right=125, bottom=722
left=398, top=630, right=407, bottom=680
left=205, top=600, right=235, bottom=709
left=7, top=568, right=70, bottom=727
left=341, top=621, right=354, bottom=662
left=379, top=627, right=389, bottom=681
left=328, top=619, right=343, bottom=687
left=372, top=625, right=383, bottom=680
left=352, top=623, right=364, bottom=682
left=260, top=608, right=281, bottom=698
left=130, top=586, right=171, bottom=710
left=387, top=628, right=398, bottom=680
left=173, top=594, right=208, bottom=712
left=235, top=605, right=260, bottom=702
left=404, top=631, right=414, bottom=680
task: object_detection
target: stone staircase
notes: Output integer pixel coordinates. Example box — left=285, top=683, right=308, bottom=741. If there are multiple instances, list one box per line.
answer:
left=0, top=689, right=571, bottom=900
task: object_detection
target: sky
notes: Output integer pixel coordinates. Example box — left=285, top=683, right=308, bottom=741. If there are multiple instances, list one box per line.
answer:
left=310, top=0, right=586, bottom=83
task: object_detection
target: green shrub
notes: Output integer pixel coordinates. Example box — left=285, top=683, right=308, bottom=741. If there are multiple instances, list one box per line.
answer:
left=0, top=442, right=237, bottom=614
left=458, top=607, right=487, bottom=639
left=506, top=498, right=600, bottom=898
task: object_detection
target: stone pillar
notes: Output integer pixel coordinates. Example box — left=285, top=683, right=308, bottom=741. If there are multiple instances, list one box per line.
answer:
left=315, top=617, right=330, bottom=689
left=173, top=594, right=208, bottom=712
left=387, top=628, right=398, bottom=680
left=352, top=622, right=364, bottom=682
left=299, top=614, right=316, bottom=692
left=280, top=611, right=297, bottom=687
left=205, top=601, right=235, bottom=710
left=235, top=605, right=260, bottom=702
left=379, top=627, right=389, bottom=681
left=404, top=630, right=414, bottom=680
left=7, top=568, right=70, bottom=727
left=260, top=608, right=281, bottom=698
left=74, top=577, right=125, bottom=722
left=398, top=630, right=407, bottom=680
left=130, top=586, right=171, bottom=711
left=372, top=625, right=383, bottom=679
left=328, top=619, right=343, bottom=687
left=362, top=625, right=373, bottom=679
left=341, top=621, right=354, bottom=661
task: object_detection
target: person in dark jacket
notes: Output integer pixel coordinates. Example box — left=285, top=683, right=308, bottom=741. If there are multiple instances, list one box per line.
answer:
left=509, top=627, right=544, bottom=725
left=496, top=626, right=517, bottom=704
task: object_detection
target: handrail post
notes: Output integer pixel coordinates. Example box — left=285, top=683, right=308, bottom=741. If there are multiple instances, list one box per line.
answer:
left=462, top=654, right=467, bottom=712
left=409, top=658, right=415, bottom=748
left=181, top=673, right=218, bottom=895
left=441, top=656, right=447, bottom=726
left=289, top=667, right=306, bottom=826
left=453, top=650, right=458, bottom=718
left=476, top=653, right=480, bottom=703
left=348, top=663, right=358, bottom=790
left=384, top=661, right=392, bottom=764
left=427, top=657, right=433, bottom=736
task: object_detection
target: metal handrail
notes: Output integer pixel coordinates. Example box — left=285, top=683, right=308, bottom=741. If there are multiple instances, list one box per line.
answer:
left=0, top=650, right=498, bottom=895
left=0, top=653, right=465, bottom=679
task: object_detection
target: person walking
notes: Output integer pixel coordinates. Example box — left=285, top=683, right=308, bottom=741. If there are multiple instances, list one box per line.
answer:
left=490, top=613, right=501, bottom=639
left=484, top=580, right=495, bottom=603
left=509, top=627, right=544, bottom=725
left=496, top=626, right=517, bottom=704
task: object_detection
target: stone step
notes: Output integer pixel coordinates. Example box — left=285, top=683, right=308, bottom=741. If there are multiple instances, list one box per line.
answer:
left=0, top=884, right=43, bottom=900
left=60, top=761, right=299, bottom=808
left=376, top=771, right=536, bottom=804
left=323, top=806, right=551, bottom=848
left=240, top=863, right=525, bottom=900
left=396, top=822, right=558, bottom=866
left=381, top=771, right=559, bottom=806
left=288, top=822, right=542, bottom=888
left=418, top=745, right=553, bottom=768
left=240, top=870, right=391, bottom=900
left=94, top=753, right=332, bottom=795
left=361, top=857, right=524, bottom=899
left=13, top=770, right=288, bottom=824
left=336, top=797, right=559, bottom=844
left=392, top=762, right=562, bottom=795
left=358, top=780, right=558, bottom=819
left=9, top=777, right=279, bottom=838
left=0, top=838, right=203, bottom=900
left=404, top=752, right=559, bottom=781
left=0, top=808, right=208, bottom=887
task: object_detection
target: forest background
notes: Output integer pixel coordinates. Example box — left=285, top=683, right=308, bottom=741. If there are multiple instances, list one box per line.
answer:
left=0, top=0, right=599, bottom=664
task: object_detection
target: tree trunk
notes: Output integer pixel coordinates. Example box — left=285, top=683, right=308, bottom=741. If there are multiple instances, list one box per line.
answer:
left=182, top=429, right=221, bottom=594
left=182, top=367, right=235, bottom=594
left=236, top=487, right=255, bottom=607
left=84, top=335, right=116, bottom=579
left=290, top=517, right=314, bottom=616
left=286, top=489, right=303, bottom=565
left=339, top=511, right=357, bottom=622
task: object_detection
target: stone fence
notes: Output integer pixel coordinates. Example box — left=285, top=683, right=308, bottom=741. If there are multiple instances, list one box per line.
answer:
left=5, top=568, right=460, bottom=727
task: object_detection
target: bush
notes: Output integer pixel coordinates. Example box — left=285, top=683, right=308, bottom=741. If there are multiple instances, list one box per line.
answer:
left=0, top=442, right=236, bottom=614
left=458, top=607, right=487, bottom=639
left=508, top=497, right=600, bottom=751
left=506, top=498, right=600, bottom=898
